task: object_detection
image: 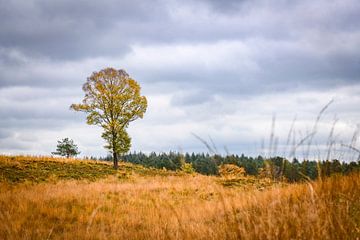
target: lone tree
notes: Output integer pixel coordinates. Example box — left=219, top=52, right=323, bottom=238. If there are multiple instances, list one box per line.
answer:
left=52, top=138, right=80, bottom=158
left=70, top=68, right=147, bottom=169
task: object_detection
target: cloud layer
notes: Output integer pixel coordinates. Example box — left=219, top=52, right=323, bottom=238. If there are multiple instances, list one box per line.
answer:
left=0, top=0, right=359, bottom=159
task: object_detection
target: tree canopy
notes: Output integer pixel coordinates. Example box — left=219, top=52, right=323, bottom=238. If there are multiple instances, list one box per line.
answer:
left=70, top=68, right=147, bottom=169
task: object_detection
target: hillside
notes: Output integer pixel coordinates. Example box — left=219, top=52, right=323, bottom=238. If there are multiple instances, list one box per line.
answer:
left=0, top=155, right=184, bottom=183
left=0, top=155, right=359, bottom=239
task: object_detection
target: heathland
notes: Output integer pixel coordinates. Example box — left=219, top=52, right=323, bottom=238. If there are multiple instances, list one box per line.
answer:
left=0, top=155, right=359, bottom=239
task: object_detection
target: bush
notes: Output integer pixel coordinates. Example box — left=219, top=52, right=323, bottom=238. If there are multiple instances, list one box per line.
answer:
left=219, top=164, right=246, bottom=178
left=181, top=162, right=195, bottom=174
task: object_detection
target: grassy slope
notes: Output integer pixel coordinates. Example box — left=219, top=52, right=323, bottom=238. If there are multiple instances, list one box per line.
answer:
left=0, top=155, right=359, bottom=239
left=0, top=155, right=183, bottom=183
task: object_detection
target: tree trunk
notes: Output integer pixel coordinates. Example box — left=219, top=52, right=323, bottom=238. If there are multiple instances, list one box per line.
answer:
left=113, top=151, right=118, bottom=170
left=112, top=130, right=118, bottom=170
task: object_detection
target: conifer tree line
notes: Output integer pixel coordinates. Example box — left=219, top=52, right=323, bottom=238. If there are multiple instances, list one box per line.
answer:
left=95, top=152, right=360, bottom=182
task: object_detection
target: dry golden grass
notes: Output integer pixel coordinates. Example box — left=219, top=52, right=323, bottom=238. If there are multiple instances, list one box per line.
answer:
left=0, top=156, right=359, bottom=239
left=0, top=155, right=184, bottom=183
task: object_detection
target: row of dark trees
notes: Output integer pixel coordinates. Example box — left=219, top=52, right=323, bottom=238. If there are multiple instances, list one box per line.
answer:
left=97, top=152, right=360, bottom=182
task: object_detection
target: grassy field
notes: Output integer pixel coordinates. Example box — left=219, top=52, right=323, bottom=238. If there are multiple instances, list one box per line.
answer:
left=0, top=155, right=359, bottom=239
left=0, top=155, right=187, bottom=183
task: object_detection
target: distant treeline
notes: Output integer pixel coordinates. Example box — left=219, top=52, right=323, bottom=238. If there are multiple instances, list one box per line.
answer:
left=95, top=152, right=360, bottom=182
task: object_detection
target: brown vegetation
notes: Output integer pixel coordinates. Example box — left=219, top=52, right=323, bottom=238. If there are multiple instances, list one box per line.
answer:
left=0, top=156, right=359, bottom=239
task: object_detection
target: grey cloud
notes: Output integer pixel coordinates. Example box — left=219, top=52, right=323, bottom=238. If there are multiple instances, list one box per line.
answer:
left=0, top=104, right=75, bottom=121
left=0, top=50, right=93, bottom=88
left=184, top=0, right=251, bottom=15
left=0, top=0, right=163, bottom=59
left=0, top=0, right=359, bottom=156
left=0, top=86, right=79, bottom=101
left=0, top=48, right=27, bottom=66
left=0, top=139, right=29, bottom=151
left=0, top=129, right=13, bottom=139
left=255, top=51, right=360, bottom=89
left=0, top=87, right=84, bottom=130
left=133, top=37, right=360, bottom=101
left=0, top=119, right=75, bottom=130
left=1, top=0, right=359, bottom=61
left=171, top=90, right=215, bottom=106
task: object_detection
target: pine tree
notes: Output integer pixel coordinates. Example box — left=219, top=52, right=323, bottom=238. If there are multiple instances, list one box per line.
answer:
left=52, top=138, right=80, bottom=158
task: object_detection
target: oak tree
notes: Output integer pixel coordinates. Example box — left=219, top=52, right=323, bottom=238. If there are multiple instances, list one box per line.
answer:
left=70, top=68, right=147, bottom=169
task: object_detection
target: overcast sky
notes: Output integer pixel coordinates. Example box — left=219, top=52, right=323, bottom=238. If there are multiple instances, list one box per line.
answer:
left=0, top=0, right=359, bottom=160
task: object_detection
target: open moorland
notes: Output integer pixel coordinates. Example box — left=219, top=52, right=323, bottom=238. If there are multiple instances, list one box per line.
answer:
left=0, top=155, right=359, bottom=240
